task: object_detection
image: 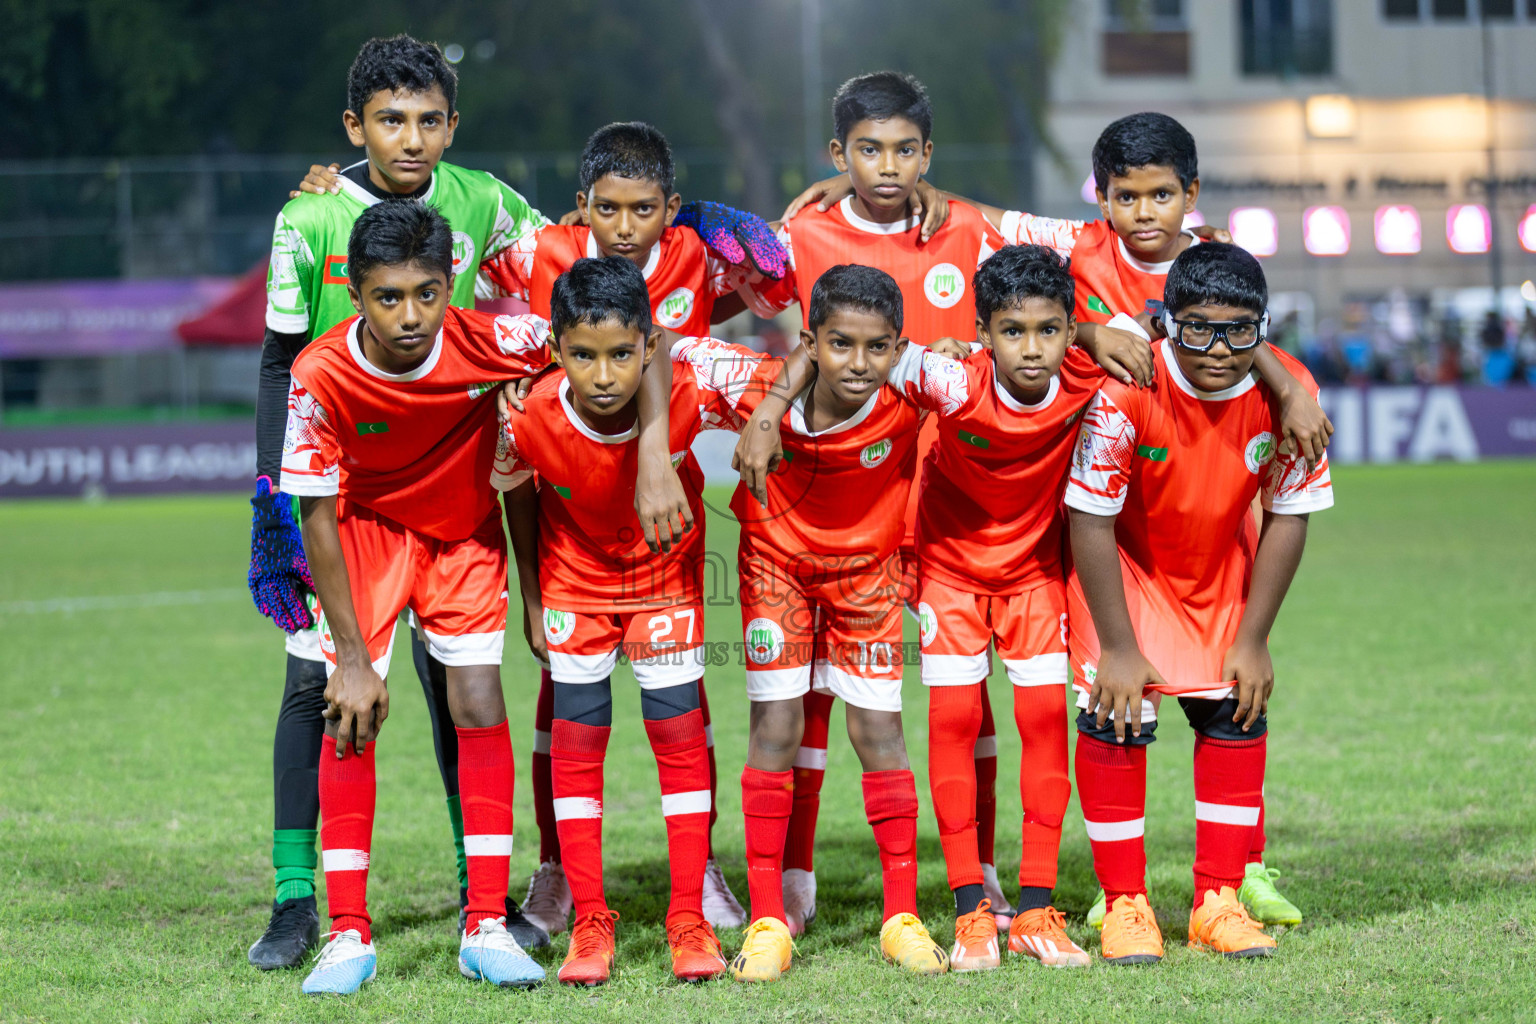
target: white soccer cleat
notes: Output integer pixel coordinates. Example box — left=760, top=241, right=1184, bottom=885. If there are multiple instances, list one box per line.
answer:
left=522, top=861, right=574, bottom=937
left=301, top=930, right=376, bottom=995
left=701, top=858, right=746, bottom=929
left=782, top=868, right=817, bottom=937
left=981, top=863, right=1016, bottom=928
left=459, top=916, right=546, bottom=988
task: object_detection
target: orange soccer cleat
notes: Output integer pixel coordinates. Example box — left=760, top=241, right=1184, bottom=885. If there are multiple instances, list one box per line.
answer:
left=1008, top=906, right=1091, bottom=967
left=949, top=899, right=1001, bottom=972
left=1099, top=894, right=1164, bottom=966
left=1187, top=887, right=1277, bottom=959
left=557, top=909, right=619, bottom=986
left=668, top=919, right=727, bottom=982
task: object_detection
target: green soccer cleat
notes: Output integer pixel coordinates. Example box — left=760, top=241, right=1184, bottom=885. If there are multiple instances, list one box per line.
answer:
left=1238, top=863, right=1303, bottom=926
left=1086, top=889, right=1106, bottom=931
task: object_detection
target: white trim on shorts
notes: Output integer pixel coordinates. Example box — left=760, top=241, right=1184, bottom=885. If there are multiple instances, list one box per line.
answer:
left=1073, top=687, right=1158, bottom=724
left=921, top=651, right=990, bottom=687
left=812, top=659, right=903, bottom=712
left=548, top=649, right=619, bottom=684
left=1003, top=652, right=1068, bottom=688
left=421, top=628, right=505, bottom=667
left=322, top=627, right=397, bottom=680
left=746, top=664, right=813, bottom=703
left=285, top=625, right=325, bottom=662
left=631, top=645, right=706, bottom=689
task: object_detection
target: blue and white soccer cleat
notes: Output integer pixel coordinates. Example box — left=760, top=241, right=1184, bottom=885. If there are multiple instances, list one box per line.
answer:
left=459, top=916, right=546, bottom=988
left=301, top=930, right=377, bottom=995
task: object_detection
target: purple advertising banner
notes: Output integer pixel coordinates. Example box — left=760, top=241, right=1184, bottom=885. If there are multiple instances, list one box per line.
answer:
left=0, top=420, right=254, bottom=498
left=1318, top=385, right=1536, bottom=463
left=0, top=278, right=235, bottom=358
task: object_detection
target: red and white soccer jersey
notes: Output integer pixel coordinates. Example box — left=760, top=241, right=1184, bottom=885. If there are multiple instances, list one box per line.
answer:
left=997, top=213, right=1197, bottom=325
left=489, top=346, right=746, bottom=687
left=279, top=308, right=551, bottom=540
left=1063, top=342, right=1334, bottom=699
left=676, top=337, right=965, bottom=709
left=279, top=308, right=551, bottom=676
left=479, top=224, right=747, bottom=337
left=890, top=346, right=1108, bottom=687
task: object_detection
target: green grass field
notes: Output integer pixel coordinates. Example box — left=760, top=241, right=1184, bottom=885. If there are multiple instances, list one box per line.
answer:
left=2, top=462, right=1534, bottom=1023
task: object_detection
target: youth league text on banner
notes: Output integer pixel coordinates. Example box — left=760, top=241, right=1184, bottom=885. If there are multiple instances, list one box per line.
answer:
left=0, top=421, right=254, bottom=498
left=1318, top=386, right=1536, bottom=463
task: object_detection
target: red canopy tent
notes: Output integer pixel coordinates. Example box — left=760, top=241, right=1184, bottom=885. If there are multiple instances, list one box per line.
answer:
left=176, top=259, right=268, bottom=345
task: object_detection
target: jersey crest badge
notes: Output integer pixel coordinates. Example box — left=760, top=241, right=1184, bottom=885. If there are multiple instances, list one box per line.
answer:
left=745, top=617, right=785, bottom=665
left=917, top=602, right=938, bottom=647
left=860, top=438, right=893, bottom=468
left=923, top=263, right=965, bottom=309
left=656, top=287, right=697, bottom=329
left=1244, top=431, right=1277, bottom=474
left=451, top=231, right=477, bottom=276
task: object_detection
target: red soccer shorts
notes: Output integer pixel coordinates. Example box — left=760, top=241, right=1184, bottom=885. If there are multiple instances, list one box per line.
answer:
left=917, top=576, right=1068, bottom=689
left=316, top=499, right=507, bottom=678
left=542, top=603, right=705, bottom=689
left=739, top=550, right=906, bottom=712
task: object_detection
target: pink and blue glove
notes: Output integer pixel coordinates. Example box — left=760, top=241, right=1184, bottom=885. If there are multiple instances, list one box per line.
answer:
left=673, top=201, right=787, bottom=280
left=248, top=475, right=315, bottom=633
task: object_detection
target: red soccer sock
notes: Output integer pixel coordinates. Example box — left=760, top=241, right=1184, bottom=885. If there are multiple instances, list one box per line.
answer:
left=741, top=765, right=794, bottom=923
left=1249, top=794, right=1268, bottom=866
left=456, top=720, right=515, bottom=933
left=863, top=769, right=920, bottom=921
left=550, top=719, right=610, bottom=919
left=698, top=679, right=718, bottom=858
left=1074, top=734, right=1148, bottom=907
left=1015, top=682, right=1071, bottom=891
left=319, top=734, right=376, bottom=943
left=645, top=709, right=712, bottom=927
left=975, top=684, right=999, bottom=868
left=785, top=690, right=834, bottom=873
left=532, top=670, right=558, bottom=864
left=1192, top=732, right=1266, bottom=905
left=927, top=684, right=984, bottom=891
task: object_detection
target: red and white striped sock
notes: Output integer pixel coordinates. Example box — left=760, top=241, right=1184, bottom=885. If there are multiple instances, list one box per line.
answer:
left=319, top=735, right=375, bottom=943
left=1074, top=734, right=1147, bottom=906
left=741, top=765, right=794, bottom=923
left=863, top=769, right=920, bottom=920
left=784, top=689, right=833, bottom=873
left=1015, top=682, right=1070, bottom=891
left=457, top=720, right=515, bottom=933
left=927, top=684, right=984, bottom=891
left=532, top=669, right=558, bottom=864
left=550, top=719, right=609, bottom=918
left=645, top=709, right=712, bottom=926
left=975, top=684, right=998, bottom=869
left=1192, top=732, right=1266, bottom=905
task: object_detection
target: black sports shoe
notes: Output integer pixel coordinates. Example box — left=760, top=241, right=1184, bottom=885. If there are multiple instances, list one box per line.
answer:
left=459, top=888, right=550, bottom=949
left=248, top=895, right=320, bottom=970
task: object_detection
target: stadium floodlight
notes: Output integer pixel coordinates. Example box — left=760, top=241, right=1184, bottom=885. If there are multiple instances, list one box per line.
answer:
left=1374, top=204, right=1421, bottom=255
left=1518, top=204, right=1536, bottom=254
left=1446, top=204, right=1491, bottom=254
left=1229, top=207, right=1279, bottom=257
left=1305, top=95, right=1357, bottom=139
left=1304, top=206, right=1350, bottom=257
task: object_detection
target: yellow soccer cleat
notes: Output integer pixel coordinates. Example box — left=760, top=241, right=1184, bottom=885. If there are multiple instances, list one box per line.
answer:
left=1187, top=887, right=1277, bottom=959
left=730, top=917, right=794, bottom=983
left=1099, top=894, right=1164, bottom=966
left=880, top=913, right=949, bottom=976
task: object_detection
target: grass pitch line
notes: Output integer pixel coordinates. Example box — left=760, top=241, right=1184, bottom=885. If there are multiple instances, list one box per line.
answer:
left=0, top=587, right=247, bottom=615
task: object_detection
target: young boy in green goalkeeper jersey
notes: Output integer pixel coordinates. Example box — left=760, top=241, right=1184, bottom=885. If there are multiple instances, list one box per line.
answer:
left=248, top=33, right=577, bottom=969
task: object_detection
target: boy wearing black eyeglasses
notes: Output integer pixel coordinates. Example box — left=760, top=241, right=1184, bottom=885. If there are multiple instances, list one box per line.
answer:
left=1062, top=243, right=1333, bottom=965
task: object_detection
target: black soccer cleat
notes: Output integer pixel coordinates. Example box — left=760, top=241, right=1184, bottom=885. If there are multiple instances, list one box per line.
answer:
left=459, top=888, right=550, bottom=949
left=248, top=895, right=320, bottom=970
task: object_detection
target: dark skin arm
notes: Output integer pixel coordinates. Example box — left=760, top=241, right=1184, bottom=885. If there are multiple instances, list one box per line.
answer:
left=1223, top=511, right=1310, bottom=731
left=1074, top=321, right=1155, bottom=387
left=505, top=479, right=548, bottom=664
left=730, top=344, right=817, bottom=508
left=1249, top=344, right=1333, bottom=469
left=299, top=495, right=388, bottom=757
left=1069, top=508, right=1166, bottom=743
left=635, top=331, right=691, bottom=552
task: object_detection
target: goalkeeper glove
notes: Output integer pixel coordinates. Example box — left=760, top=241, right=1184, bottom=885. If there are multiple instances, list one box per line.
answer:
left=248, top=475, right=315, bottom=633
left=673, top=201, right=787, bottom=280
